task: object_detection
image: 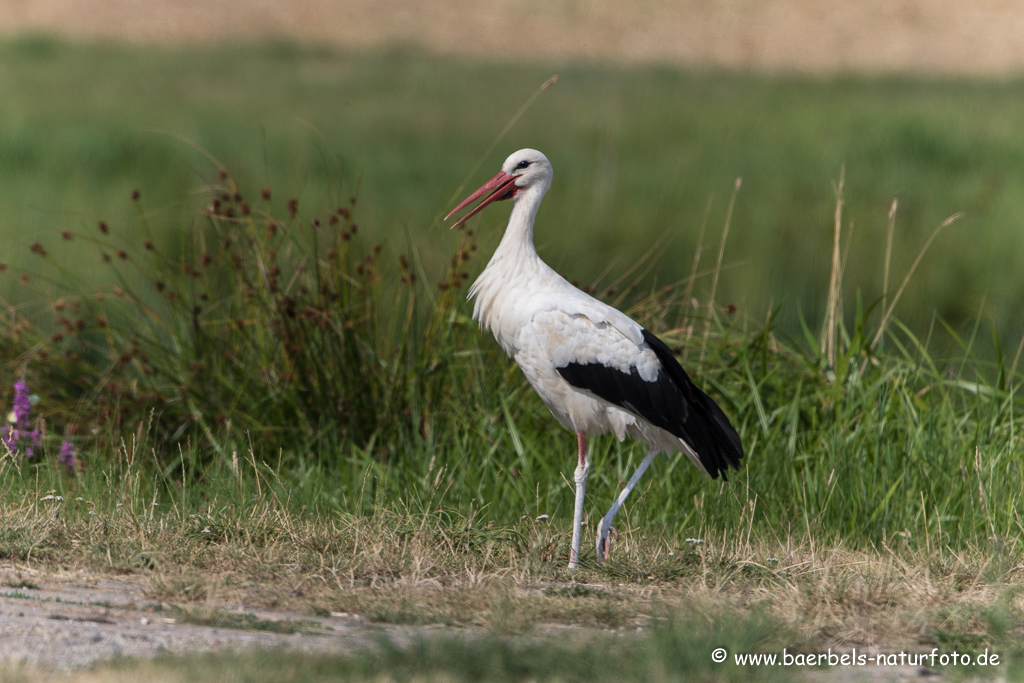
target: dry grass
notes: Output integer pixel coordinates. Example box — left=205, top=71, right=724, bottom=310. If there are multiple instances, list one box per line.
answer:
left=1, top=491, right=1020, bottom=653
left=3, top=0, right=1024, bottom=75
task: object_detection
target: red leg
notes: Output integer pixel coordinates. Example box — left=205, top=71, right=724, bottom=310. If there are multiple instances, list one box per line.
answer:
left=569, top=430, right=589, bottom=569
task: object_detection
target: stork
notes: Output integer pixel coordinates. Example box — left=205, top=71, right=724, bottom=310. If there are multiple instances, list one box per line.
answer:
left=445, top=149, right=743, bottom=568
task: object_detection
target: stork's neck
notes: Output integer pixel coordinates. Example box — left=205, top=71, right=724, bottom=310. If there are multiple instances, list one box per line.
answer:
left=468, top=178, right=553, bottom=338
left=491, top=182, right=546, bottom=266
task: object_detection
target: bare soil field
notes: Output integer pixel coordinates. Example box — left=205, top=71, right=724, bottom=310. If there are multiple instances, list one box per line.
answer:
left=2, top=0, right=1024, bottom=75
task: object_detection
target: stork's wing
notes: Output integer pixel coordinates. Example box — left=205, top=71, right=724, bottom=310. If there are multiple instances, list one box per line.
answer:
left=553, top=319, right=743, bottom=480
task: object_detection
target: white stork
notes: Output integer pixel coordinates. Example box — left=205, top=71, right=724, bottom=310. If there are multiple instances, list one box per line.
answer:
left=445, top=149, right=743, bottom=568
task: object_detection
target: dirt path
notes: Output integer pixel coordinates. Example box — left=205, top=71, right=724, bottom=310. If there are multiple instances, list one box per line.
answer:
left=0, top=567, right=381, bottom=670
left=0, top=565, right=934, bottom=681
left=1, top=0, right=1023, bottom=75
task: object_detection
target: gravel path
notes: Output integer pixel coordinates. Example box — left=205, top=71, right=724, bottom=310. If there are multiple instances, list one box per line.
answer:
left=0, top=568, right=378, bottom=670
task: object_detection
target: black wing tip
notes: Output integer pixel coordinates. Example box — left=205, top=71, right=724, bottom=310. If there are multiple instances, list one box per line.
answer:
left=700, top=443, right=742, bottom=480
left=640, top=328, right=745, bottom=480
left=706, top=452, right=743, bottom=480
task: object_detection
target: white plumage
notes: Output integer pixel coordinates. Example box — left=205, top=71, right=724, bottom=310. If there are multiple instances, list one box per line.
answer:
left=446, top=148, right=743, bottom=568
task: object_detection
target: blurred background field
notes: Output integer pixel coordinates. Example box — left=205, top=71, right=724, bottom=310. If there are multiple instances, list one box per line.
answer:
left=6, top=0, right=1024, bottom=75
left=2, top=37, right=1024, bottom=346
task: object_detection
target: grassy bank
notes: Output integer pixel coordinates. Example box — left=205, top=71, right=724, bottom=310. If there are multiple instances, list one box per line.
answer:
left=0, top=147, right=1019, bottom=553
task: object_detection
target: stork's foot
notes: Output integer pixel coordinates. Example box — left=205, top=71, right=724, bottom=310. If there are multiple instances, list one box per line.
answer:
left=595, top=519, right=619, bottom=566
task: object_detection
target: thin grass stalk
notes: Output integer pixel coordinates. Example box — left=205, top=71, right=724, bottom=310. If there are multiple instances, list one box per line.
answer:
left=881, top=199, right=897, bottom=334
left=870, top=213, right=962, bottom=351
left=1010, top=331, right=1024, bottom=381
left=440, top=74, right=560, bottom=220
left=823, top=166, right=845, bottom=370
left=700, top=178, right=740, bottom=365
left=682, top=196, right=712, bottom=358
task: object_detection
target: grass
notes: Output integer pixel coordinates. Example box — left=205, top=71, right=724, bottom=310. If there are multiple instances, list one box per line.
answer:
left=0, top=484, right=1023, bottom=680
left=0, top=114, right=1022, bottom=554
left=161, top=605, right=329, bottom=635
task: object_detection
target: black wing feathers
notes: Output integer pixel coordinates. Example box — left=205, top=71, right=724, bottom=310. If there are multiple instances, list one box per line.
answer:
left=555, top=328, right=743, bottom=479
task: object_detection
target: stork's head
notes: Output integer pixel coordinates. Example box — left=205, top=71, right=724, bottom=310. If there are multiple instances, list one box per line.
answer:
left=445, top=149, right=552, bottom=229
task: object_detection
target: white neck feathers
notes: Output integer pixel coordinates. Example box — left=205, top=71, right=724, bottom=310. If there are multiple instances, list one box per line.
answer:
left=468, top=182, right=551, bottom=345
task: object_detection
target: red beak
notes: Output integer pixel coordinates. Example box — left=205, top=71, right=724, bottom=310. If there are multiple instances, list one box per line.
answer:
left=445, top=171, right=519, bottom=229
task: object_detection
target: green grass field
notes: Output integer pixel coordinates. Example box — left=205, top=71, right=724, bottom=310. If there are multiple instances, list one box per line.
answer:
left=3, top=37, right=1024, bottom=339
left=2, top=37, right=1024, bottom=680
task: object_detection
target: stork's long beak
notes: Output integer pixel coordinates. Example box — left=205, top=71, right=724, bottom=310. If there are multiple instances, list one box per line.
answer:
left=445, top=171, right=519, bottom=229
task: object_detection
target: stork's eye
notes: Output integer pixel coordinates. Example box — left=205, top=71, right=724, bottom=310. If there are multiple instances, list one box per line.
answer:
left=515, top=160, right=531, bottom=171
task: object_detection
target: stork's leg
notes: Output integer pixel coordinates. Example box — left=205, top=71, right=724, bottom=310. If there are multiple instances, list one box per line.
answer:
left=596, top=447, right=660, bottom=565
left=568, top=430, right=589, bottom=569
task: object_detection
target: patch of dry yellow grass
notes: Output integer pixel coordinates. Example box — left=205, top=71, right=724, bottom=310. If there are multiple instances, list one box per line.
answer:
left=1, top=1, right=1024, bottom=75
left=1, top=493, right=1020, bottom=651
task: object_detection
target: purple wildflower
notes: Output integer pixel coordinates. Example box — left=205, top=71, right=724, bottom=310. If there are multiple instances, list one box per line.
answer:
left=2, top=379, right=40, bottom=458
left=26, top=428, right=41, bottom=458
left=12, top=380, right=30, bottom=424
left=58, top=441, right=75, bottom=473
